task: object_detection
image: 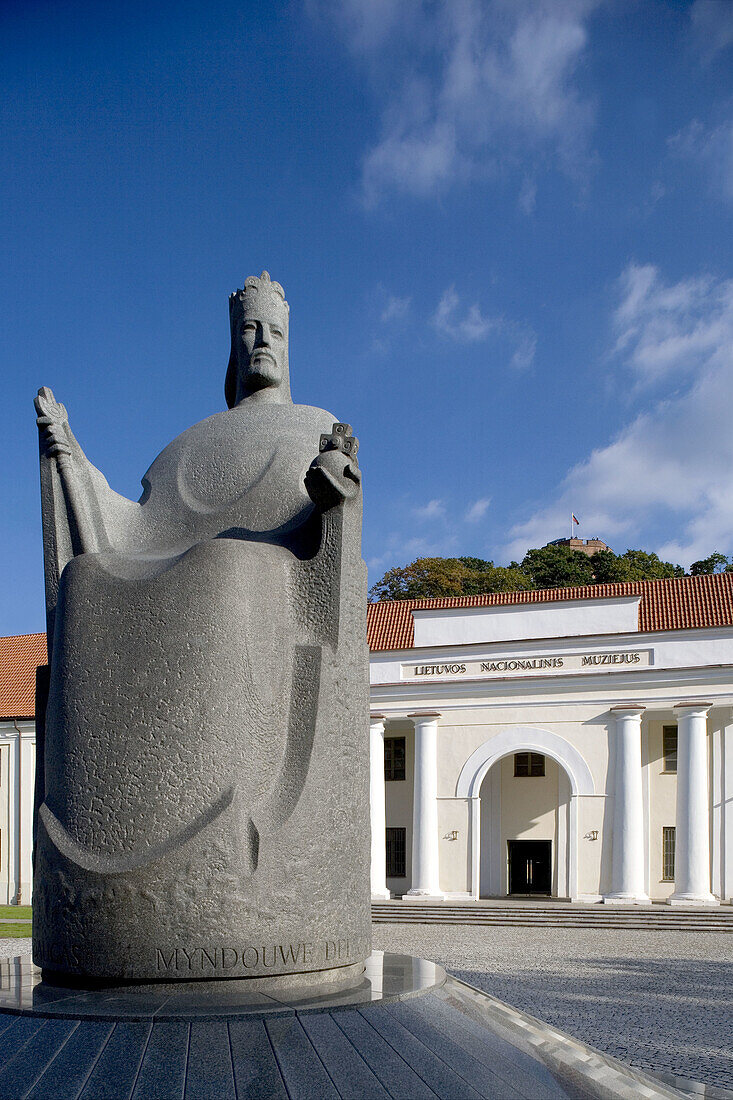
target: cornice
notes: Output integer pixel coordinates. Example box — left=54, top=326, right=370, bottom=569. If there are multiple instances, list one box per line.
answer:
left=370, top=662, right=733, bottom=711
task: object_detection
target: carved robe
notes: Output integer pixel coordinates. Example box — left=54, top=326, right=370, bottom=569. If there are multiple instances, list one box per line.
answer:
left=34, top=397, right=371, bottom=982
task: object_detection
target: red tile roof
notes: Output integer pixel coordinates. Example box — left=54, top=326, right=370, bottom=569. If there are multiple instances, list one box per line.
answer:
left=3, top=572, right=733, bottom=716
left=367, top=573, right=733, bottom=651
left=0, top=633, right=47, bottom=719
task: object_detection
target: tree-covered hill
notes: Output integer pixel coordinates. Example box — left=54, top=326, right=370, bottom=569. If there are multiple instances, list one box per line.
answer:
left=369, top=547, right=733, bottom=602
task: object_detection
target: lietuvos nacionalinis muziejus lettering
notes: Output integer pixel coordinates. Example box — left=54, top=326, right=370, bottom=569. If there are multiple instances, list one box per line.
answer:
left=34, top=272, right=371, bottom=985
left=412, top=651, right=643, bottom=676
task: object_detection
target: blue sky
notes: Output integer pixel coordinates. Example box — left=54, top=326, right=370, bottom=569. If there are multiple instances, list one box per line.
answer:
left=2, top=0, right=732, bottom=635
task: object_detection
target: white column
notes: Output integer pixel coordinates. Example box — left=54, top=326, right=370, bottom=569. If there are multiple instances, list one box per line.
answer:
left=604, top=704, right=650, bottom=904
left=4, top=733, right=18, bottom=906
left=405, top=711, right=444, bottom=900
left=669, top=702, right=718, bottom=905
left=369, top=714, right=390, bottom=900
left=724, top=710, right=733, bottom=904
left=469, top=796, right=481, bottom=900
left=19, top=729, right=35, bottom=903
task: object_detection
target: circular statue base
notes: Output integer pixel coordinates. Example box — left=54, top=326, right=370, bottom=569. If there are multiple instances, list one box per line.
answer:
left=0, top=950, right=698, bottom=1098
left=0, top=951, right=444, bottom=1021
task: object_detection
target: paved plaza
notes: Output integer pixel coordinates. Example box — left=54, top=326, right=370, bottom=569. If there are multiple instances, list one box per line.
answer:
left=0, top=937, right=30, bottom=957
left=0, top=948, right=692, bottom=1099
left=373, top=922, right=733, bottom=1093
left=4, top=926, right=732, bottom=1096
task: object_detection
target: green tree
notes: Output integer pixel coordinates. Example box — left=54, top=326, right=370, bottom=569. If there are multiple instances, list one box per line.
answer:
left=690, top=552, right=729, bottom=575
left=590, top=548, right=631, bottom=583
left=618, top=549, right=684, bottom=580
left=590, top=548, right=685, bottom=583
left=368, top=557, right=467, bottom=601
left=457, top=557, right=534, bottom=595
left=368, top=556, right=535, bottom=601
left=519, top=544, right=595, bottom=589
left=473, top=565, right=535, bottom=593
left=369, top=544, right=706, bottom=602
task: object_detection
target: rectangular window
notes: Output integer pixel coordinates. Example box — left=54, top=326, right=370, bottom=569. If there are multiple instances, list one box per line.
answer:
left=663, top=726, right=677, bottom=773
left=384, top=737, right=406, bottom=781
left=386, top=827, right=406, bottom=877
left=662, top=826, right=676, bottom=882
left=514, top=752, right=545, bottom=777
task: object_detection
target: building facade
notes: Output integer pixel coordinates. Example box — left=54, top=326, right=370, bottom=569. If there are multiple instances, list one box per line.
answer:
left=2, top=574, right=733, bottom=906
left=0, top=634, right=44, bottom=905
left=368, top=575, right=733, bottom=905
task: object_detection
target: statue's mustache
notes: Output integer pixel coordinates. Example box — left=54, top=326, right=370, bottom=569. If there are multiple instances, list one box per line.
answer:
left=250, top=349, right=276, bottom=365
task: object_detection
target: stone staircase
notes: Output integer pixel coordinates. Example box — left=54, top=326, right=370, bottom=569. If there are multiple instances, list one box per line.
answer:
left=372, top=900, right=733, bottom=931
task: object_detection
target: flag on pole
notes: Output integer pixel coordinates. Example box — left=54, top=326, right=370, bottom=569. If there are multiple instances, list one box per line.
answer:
left=572, top=514, right=580, bottom=525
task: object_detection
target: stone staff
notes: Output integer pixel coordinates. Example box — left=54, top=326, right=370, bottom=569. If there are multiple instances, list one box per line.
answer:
left=35, top=387, right=97, bottom=556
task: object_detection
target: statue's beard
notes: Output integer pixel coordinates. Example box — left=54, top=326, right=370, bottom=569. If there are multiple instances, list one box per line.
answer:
left=246, top=352, right=281, bottom=388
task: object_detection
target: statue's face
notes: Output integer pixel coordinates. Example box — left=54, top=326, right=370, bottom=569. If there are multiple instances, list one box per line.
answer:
left=237, top=299, right=288, bottom=393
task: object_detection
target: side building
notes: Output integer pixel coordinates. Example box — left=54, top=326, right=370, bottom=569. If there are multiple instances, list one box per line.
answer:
left=368, top=574, right=733, bottom=904
left=0, top=633, right=44, bottom=905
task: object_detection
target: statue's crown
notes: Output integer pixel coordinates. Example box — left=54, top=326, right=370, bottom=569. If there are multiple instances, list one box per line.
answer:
left=229, top=271, right=289, bottom=314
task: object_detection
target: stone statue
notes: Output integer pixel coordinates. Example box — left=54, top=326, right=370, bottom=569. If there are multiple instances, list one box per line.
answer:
left=33, top=272, right=371, bottom=985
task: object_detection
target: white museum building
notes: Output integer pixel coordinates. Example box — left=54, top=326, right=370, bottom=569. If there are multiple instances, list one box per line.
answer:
left=2, top=572, right=733, bottom=906
left=367, top=573, right=733, bottom=906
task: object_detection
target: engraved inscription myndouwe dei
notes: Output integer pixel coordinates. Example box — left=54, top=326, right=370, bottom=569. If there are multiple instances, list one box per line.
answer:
left=155, top=937, right=359, bottom=975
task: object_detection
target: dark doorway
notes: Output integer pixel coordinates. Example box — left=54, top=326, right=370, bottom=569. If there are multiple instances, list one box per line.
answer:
left=508, top=840, right=552, bottom=895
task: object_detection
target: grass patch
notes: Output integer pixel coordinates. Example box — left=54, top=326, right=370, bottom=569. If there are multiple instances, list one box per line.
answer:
left=0, top=924, right=32, bottom=938
left=0, top=906, right=31, bottom=920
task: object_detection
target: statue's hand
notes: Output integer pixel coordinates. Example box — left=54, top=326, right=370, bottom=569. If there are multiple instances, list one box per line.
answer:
left=35, top=387, right=71, bottom=461
left=306, top=424, right=361, bottom=510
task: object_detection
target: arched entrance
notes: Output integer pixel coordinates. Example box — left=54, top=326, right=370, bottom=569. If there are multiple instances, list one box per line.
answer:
left=478, top=754, right=570, bottom=897
left=456, top=728, right=595, bottom=901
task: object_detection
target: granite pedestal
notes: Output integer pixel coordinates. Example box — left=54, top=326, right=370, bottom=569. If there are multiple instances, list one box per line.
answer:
left=0, top=951, right=694, bottom=1098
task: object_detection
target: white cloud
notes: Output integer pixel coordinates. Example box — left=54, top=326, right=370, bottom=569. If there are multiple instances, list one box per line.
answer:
left=367, top=532, right=460, bottom=577
left=518, top=175, right=537, bottom=214
left=432, top=285, right=499, bottom=343
left=413, top=498, right=446, bottom=520
left=503, top=263, right=733, bottom=567
left=690, top=0, right=733, bottom=61
left=432, top=286, right=458, bottom=331
left=466, top=497, right=491, bottom=522
left=364, top=96, right=461, bottom=201
left=432, top=285, right=536, bottom=367
left=318, top=0, right=411, bottom=53
left=322, top=0, right=601, bottom=203
left=380, top=293, right=411, bottom=322
left=613, top=261, right=732, bottom=385
left=650, top=180, right=666, bottom=204
left=634, top=179, right=666, bottom=220
left=511, top=333, right=537, bottom=370
left=669, top=118, right=733, bottom=204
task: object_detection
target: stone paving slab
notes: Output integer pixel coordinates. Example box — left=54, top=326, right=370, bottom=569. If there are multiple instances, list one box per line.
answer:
left=38, top=1021, right=117, bottom=1098
left=0, top=968, right=692, bottom=1099
left=70, top=1021, right=146, bottom=1100
left=0, top=1006, right=575, bottom=1098
left=373, top=922, right=733, bottom=1095
left=228, top=1018, right=289, bottom=1100
left=2, top=941, right=726, bottom=1098
left=439, top=979, right=686, bottom=1099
